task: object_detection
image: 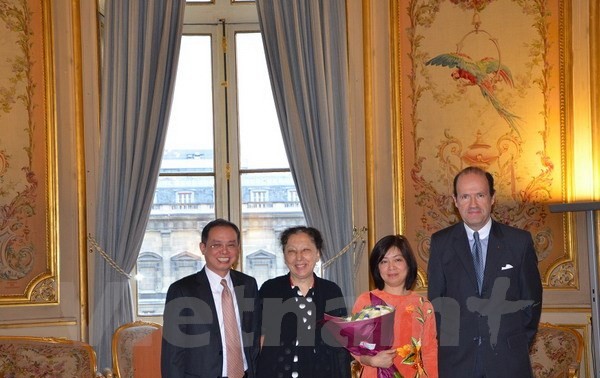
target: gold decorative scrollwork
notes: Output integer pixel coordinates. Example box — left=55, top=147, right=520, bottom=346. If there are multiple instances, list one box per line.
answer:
left=0, top=0, right=58, bottom=305
left=30, top=277, right=57, bottom=302
left=548, top=262, right=576, bottom=288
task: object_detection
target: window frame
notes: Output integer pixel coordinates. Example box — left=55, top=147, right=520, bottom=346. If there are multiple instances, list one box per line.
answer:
left=133, top=3, right=304, bottom=321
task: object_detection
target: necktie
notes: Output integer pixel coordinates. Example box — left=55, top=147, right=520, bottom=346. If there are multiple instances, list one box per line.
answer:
left=473, top=231, right=484, bottom=293
left=221, top=279, right=244, bottom=378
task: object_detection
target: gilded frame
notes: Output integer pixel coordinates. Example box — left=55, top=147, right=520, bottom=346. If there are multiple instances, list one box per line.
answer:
left=0, top=0, right=58, bottom=304
left=391, top=0, right=576, bottom=289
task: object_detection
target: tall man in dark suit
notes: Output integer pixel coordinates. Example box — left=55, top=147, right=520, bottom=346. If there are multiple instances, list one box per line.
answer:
left=427, top=166, right=543, bottom=378
left=161, top=219, right=261, bottom=378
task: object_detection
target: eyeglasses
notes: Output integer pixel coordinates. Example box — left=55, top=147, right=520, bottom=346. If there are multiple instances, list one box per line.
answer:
left=208, top=243, right=239, bottom=251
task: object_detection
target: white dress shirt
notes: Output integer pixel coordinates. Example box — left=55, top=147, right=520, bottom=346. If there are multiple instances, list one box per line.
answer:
left=464, top=218, right=492, bottom=270
left=205, top=267, right=248, bottom=375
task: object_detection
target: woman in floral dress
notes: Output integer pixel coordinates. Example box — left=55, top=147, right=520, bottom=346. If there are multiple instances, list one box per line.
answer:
left=352, top=235, right=438, bottom=378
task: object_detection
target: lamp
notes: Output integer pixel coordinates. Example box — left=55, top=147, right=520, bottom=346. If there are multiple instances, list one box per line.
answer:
left=549, top=201, right=600, bottom=377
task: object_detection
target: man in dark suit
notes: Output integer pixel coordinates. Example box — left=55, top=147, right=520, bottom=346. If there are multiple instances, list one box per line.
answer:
left=161, top=219, right=261, bottom=378
left=427, top=166, right=543, bottom=378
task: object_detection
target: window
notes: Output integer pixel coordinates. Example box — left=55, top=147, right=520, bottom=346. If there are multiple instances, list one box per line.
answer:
left=287, top=189, right=300, bottom=207
left=136, top=0, right=305, bottom=318
left=176, top=191, right=193, bottom=204
left=137, top=252, right=163, bottom=292
left=137, top=252, right=164, bottom=316
left=170, top=251, right=204, bottom=281
left=249, top=190, right=268, bottom=208
left=245, top=249, right=276, bottom=288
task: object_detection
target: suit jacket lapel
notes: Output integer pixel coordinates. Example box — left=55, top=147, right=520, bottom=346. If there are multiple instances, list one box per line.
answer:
left=231, top=271, right=246, bottom=319
left=196, top=268, right=217, bottom=306
left=195, top=269, right=220, bottom=334
left=483, top=221, right=505, bottom=291
left=452, top=224, right=480, bottom=292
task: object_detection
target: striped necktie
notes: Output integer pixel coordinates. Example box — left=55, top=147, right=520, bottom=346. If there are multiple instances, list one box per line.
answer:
left=473, top=231, right=484, bottom=293
left=221, top=279, right=244, bottom=378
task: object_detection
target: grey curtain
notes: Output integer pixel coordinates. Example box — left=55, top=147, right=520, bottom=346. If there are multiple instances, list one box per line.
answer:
left=256, top=0, right=354, bottom=300
left=91, top=0, right=185, bottom=368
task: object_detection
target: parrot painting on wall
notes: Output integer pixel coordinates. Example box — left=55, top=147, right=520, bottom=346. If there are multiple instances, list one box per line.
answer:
left=426, top=52, right=522, bottom=136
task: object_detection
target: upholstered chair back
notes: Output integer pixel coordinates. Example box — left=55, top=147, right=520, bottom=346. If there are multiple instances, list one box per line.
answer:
left=0, top=336, right=101, bottom=377
left=112, top=320, right=162, bottom=378
left=530, top=322, right=584, bottom=378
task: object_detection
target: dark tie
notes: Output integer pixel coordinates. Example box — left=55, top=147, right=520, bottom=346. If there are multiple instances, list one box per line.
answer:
left=473, top=231, right=484, bottom=293
left=221, top=279, right=244, bottom=378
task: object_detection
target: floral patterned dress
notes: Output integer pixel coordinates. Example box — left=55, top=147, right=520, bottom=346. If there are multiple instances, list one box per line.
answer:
left=352, top=290, right=438, bottom=378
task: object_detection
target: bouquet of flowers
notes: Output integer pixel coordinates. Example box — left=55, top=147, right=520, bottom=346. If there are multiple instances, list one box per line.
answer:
left=323, top=293, right=400, bottom=378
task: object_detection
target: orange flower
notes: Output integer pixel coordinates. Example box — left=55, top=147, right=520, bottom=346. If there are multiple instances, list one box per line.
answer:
left=405, top=304, right=415, bottom=313
left=396, top=344, right=413, bottom=358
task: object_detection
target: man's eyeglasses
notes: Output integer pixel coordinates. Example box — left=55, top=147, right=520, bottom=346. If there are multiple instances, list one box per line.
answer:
left=208, top=243, right=239, bottom=251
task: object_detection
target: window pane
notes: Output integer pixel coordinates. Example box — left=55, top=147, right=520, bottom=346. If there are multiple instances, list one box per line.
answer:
left=162, top=35, right=214, bottom=172
left=137, top=34, right=215, bottom=316
left=240, top=172, right=305, bottom=288
left=138, top=175, right=216, bottom=316
left=236, top=32, right=288, bottom=170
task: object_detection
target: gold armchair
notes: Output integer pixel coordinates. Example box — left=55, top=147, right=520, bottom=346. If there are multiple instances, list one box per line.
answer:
left=110, top=320, right=162, bottom=378
left=0, top=336, right=104, bottom=377
left=530, top=322, right=584, bottom=378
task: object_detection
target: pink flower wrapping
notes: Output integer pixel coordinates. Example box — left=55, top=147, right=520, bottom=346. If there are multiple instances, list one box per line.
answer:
left=323, top=293, right=401, bottom=378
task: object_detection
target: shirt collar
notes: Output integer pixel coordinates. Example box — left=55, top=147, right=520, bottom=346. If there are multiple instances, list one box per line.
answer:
left=205, top=266, right=232, bottom=288
left=464, top=218, right=492, bottom=240
left=287, top=272, right=317, bottom=289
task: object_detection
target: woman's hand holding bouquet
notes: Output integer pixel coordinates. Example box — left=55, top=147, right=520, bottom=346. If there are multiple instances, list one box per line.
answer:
left=323, top=293, right=402, bottom=378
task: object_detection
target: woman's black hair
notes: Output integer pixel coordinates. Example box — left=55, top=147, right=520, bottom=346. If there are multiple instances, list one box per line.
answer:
left=280, top=226, right=323, bottom=252
left=369, top=234, right=418, bottom=290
